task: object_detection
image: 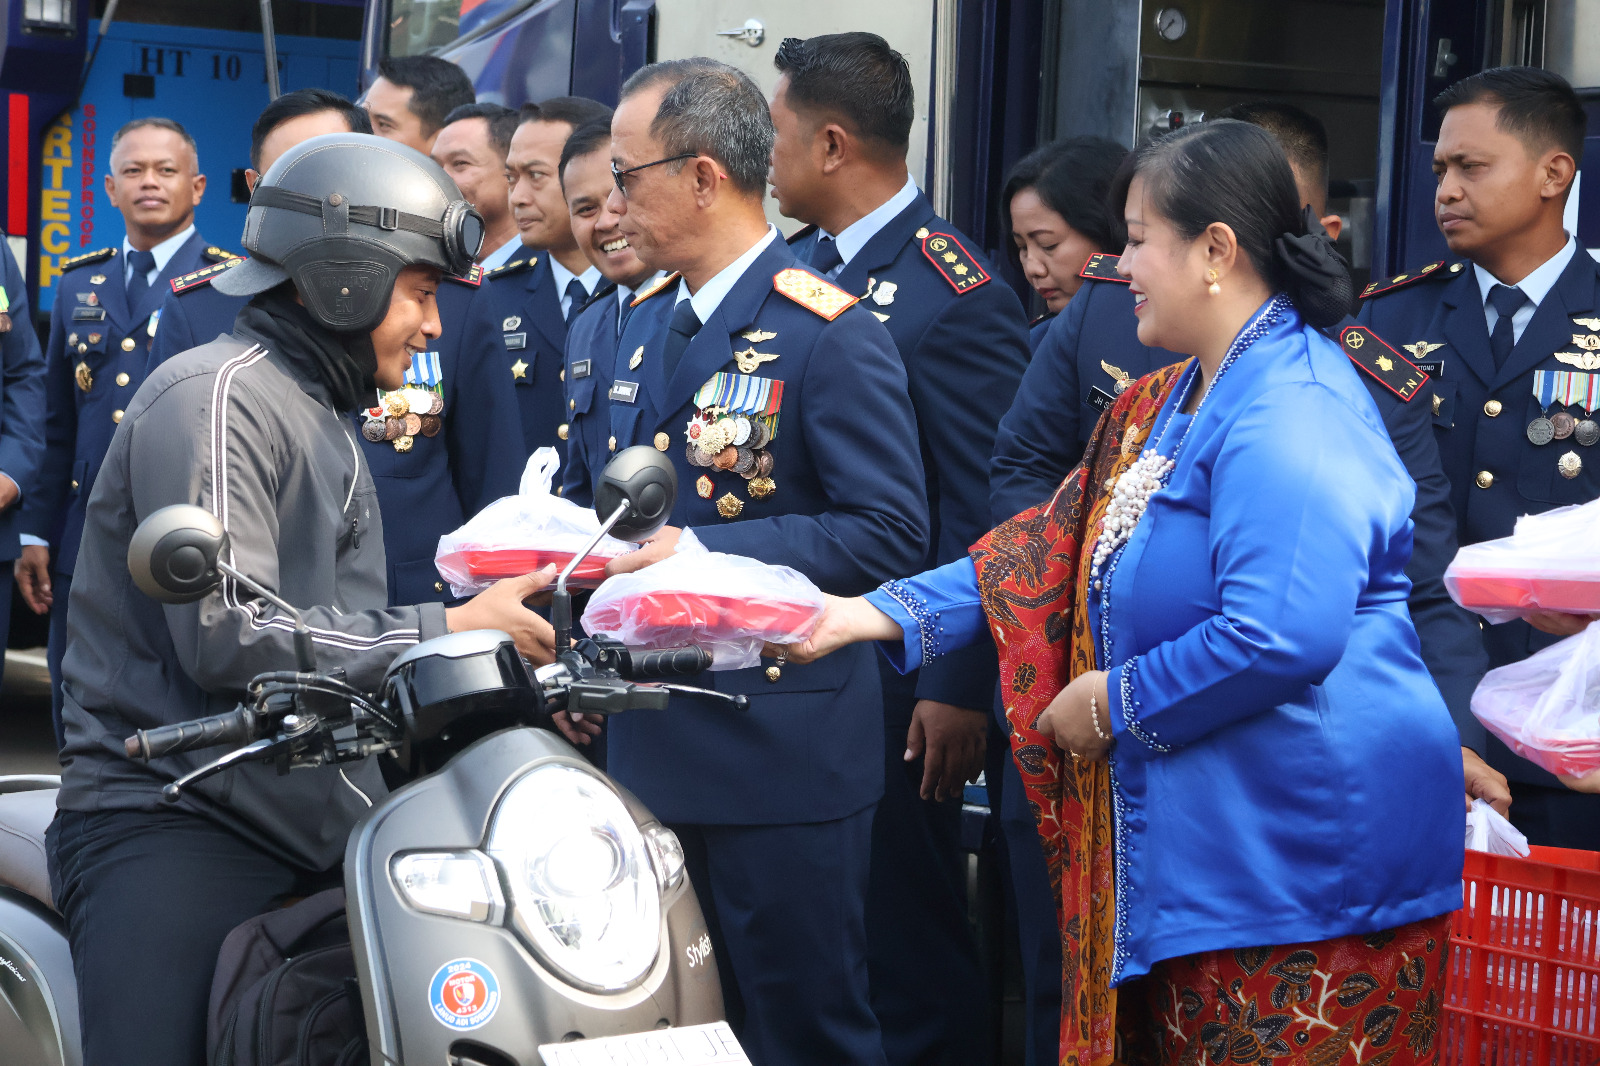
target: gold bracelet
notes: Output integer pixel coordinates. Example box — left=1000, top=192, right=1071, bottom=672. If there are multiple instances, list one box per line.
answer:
left=1090, top=690, right=1111, bottom=743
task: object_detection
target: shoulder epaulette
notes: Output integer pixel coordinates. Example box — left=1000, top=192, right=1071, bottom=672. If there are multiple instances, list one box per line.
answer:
left=1338, top=325, right=1430, bottom=402
left=446, top=265, right=483, bottom=287
left=631, top=271, right=681, bottom=307
left=1079, top=252, right=1127, bottom=284
left=170, top=257, right=245, bottom=295
left=1359, top=261, right=1460, bottom=300
left=202, top=245, right=241, bottom=264
left=773, top=267, right=858, bottom=320
left=919, top=230, right=990, bottom=294
left=485, top=256, right=536, bottom=280
left=61, top=247, right=115, bottom=272
left=785, top=224, right=819, bottom=247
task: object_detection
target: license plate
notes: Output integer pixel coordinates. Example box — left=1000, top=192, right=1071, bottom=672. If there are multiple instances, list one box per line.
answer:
left=539, top=1021, right=752, bottom=1065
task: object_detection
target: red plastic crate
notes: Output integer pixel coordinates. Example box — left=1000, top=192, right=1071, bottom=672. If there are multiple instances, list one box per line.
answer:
left=1447, top=846, right=1600, bottom=1064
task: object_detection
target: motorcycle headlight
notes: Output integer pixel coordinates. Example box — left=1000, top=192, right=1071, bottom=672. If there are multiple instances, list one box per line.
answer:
left=487, top=764, right=661, bottom=992
left=392, top=851, right=505, bottom=923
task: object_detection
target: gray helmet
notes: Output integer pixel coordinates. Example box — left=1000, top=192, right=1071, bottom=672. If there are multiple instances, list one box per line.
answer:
left=215, top=133, right=485, bottom=333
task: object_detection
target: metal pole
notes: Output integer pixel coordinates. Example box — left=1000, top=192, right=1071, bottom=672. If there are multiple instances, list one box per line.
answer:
left=260, top=0, right=281, bottom=101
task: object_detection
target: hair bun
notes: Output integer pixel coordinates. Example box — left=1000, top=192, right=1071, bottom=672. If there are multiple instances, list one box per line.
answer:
left=1275, top=206, right=1353, bottom=328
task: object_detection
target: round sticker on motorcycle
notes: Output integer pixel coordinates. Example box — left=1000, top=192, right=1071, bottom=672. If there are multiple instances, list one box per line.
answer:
left=428, top=958, right=501, bottom=1031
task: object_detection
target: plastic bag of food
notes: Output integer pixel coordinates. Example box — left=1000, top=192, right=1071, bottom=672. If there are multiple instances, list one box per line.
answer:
left=581, top=538, right=825, bottom=670
left=434, top=448, right=637, bottom=596
left=1472, top=622, right=1600, bottom=778
left=1445, top=499, right=1600, bottom=623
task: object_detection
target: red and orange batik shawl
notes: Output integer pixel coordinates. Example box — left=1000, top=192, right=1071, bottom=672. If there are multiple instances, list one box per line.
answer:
left=969, top=363, right=1188, bottom=1066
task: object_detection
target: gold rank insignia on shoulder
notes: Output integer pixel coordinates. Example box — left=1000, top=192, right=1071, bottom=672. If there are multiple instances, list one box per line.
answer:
left=1339, top=326, right=1429, bottom=401
left=631, top=271, right=681, bottom=306
left=1078, top=252, right=1128, bottom=284
left=60, top=247, right=116, bottom=272
left=773, top=267, right=857, bottom=320
left=1358, top=261, right=1449, bottom=300
left=920, top=231, right=991, bottom=294
left=202, top=246, right=242, bottom=264
left=486, top=257, right=535, bottom=280
left=170, top=257, right=244, bottom=295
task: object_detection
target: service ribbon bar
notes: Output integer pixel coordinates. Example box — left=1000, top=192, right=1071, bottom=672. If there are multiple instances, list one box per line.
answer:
left=404, top=351, right=443, bottom=390
left=695, top=371, right=784, bottom=416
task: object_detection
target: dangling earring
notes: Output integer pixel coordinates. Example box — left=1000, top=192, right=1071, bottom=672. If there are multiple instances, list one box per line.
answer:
left=1206, top=269, right=1221, bottom=296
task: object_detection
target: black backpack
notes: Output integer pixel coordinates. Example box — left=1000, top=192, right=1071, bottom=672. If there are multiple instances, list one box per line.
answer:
left=206, top=887, right=369, bottom=1066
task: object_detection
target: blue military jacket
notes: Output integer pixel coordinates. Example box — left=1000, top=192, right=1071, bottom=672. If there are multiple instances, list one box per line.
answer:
left=1359, top=252, right=1600, bottom=784
left=789, top=192, right=1031, bottom=710
left=0, top=235, right=47, bottom=561
left=587, top=237, right=930, bottom=825
left=147, top=266, right=524, bottom=606
left=460, top=251, right=570, bottom=461
left=994, top=255, right=1488, bottom=746
left=561, top=278, right=677, bottom=506
left=23, top=232, right=227, bottom=574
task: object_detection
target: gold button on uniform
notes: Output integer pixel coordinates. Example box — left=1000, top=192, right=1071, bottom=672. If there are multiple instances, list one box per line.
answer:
left=569, top=398, right=576, bottom=411
left=112, top=409, right=124, bottom=423
left=120, top=337, right=136, bottom=352
left=434, top=581, right=445, bottom=593
left=70, top=479, right=79, bottom=490
left=559, top=369, right=565, bottom=382
left=1484, top=399, right=1502, bottom=417
left=116, top=372, right=130, bottom=387
left=1475, top=470, right=1494, bottom=489
left=608, top=435, right=617, bottom=452
left=76, top=343, right=88, bottom=355
left=654, top=432, right=671, bottom=451
left=557, top=423, right=569, bottom=440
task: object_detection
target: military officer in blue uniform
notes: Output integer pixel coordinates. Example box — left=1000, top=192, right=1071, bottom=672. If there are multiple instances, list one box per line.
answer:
left=1359, top=68, right=1600, bottom=844
left=997, top=102, right=1504, bottom=815
left=554, top=119, right=674, bottom=504
left=147, top=91, right=523, bottom=608
left=17, top=117, right=226, bottom=742
left=767, top=33, right=1030, bottom=1064
left=459, top=97, right=613, bottom=460
left=563, top=60, right=927, bottom=1066
left=0, top=234, right=48, bottom=690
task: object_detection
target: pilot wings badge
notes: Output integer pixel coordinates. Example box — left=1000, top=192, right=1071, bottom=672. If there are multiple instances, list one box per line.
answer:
left=1403, top=340, right=1445, bottom=360
left=734, top=346, right=780, bottom=374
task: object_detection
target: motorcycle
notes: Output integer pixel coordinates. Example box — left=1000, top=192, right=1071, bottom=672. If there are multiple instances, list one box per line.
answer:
left=0, top=447, right=748, bottom=1065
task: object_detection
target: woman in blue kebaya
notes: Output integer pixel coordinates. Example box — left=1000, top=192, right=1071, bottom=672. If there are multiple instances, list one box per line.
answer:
left=781, top=121, right=1463, bottom=1063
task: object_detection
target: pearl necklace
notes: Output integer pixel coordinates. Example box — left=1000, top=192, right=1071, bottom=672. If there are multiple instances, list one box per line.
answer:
left=1089, top=295, right=1289, bottom=590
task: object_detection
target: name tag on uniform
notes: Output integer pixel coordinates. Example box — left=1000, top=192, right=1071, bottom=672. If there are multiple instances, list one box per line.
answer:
left=72, top=307, right=106, bottom=322
left=1087, top=386, right=1117, bottom=412
left=1413, top=360, right=1443, bottom=378
left=503, top=332, right=527, bottom=350
left=609, top=380, right=639, bottom=404
left=571, top=358, right=591, bottom=380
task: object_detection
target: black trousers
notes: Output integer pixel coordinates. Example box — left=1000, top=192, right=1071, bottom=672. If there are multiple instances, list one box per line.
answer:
left=48, top=807, right=327, bottom=1066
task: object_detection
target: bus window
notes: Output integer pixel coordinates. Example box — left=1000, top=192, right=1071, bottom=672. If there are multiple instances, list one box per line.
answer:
left=387, top=0, right=529, bottom=56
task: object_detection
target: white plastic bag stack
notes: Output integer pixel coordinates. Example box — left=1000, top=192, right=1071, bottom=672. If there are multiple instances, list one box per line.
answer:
left=433, top=448, right=637, bottom=597
left=1465, top=798, right=1530, bottom=858
left=1472, top=622, right=1600, bottom=778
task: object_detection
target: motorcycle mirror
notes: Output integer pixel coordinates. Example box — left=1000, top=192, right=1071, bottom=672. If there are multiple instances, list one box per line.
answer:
left=128, top=504, right=229, bottom=604
left=595, top=446, right=678, bottom=541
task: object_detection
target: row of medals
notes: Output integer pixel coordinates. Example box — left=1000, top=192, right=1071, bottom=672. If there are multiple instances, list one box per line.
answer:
left=685, top=411, right=775, bottom=499
left=361, top=387, right=444, bottom=453
left=1527, top=405, right=1597, bottom=480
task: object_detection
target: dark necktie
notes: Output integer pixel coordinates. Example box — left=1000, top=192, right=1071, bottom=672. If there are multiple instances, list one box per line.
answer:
left=616, top=294, right=636, bottom=340
left=564, top=279, right=588, bottom=325
left=661, top=299, right=701, bottom=380
left=809, top=236, right=843, bottom=276
left=126, top=249, right=157, bottom=308
left=1488, top=284, right=1528, bottom=370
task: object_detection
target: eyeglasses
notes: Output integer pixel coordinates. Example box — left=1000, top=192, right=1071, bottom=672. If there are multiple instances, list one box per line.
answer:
left=611, top=153, right=699, bottom=198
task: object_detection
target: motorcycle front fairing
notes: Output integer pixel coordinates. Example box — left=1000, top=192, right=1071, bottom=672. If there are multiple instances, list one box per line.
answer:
left=344, top=726, right=723, bottom=1063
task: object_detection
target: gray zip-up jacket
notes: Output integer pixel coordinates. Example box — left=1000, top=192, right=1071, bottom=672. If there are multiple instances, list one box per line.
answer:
left=57, top=333, right=447, bottom=871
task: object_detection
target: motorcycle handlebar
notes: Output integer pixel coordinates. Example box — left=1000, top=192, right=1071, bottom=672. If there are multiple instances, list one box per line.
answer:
left=125, top=708, right=256, bottom=761
left=621, top=646, right=713, bottom=679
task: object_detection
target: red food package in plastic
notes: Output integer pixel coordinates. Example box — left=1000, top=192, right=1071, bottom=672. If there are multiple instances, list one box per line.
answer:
left=582, top=547, right=824, bottom=670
